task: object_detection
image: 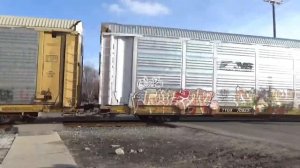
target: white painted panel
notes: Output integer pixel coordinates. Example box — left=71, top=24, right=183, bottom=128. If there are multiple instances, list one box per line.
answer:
left=113, top=37, right=133, bottom=105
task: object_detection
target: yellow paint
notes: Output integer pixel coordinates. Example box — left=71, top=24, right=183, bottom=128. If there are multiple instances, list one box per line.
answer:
left=36, top=32, right=64, bottom=106
left=0, top=30, right=82, bottom=114
left=75, top=35, right=83, bottom=107
left=63, top=34, right=79, bottom=107
left=110, top=106, right=130, bottom=113
left=0, top=105, right=44, bottom=112
left=285, top=109, right=300, bottom=115
left=134, top=105, right=179, bottom=115
left=34, top=31, right=82, bottom=111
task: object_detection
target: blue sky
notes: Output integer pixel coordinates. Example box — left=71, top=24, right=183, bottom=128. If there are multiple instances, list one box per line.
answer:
left=1, top=0, right=300, bottom=68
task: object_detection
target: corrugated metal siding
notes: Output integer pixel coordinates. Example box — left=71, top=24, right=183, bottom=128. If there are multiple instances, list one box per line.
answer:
left=257, top=46, right=294, bottom=104
left=293, top=50, right=300, bottom=108
left=295, top=58, right=300, bottom=107
left=185, top=40, right=213, bottom=90
left=136, top=37, right=182, bottom=89
left=0, top=15, right=79, bottom=30
left=0, top=27, right=38, bottom=104
left=216, top=43, right=256, bottom=106
left=103, top=23, right=300, bottom=48
left=257, top=47, right=294, bottom=89
left=101, top=24, right=300, bottom=108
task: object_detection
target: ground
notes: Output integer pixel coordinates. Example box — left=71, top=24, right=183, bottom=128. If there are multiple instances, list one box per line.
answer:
left=1, top=117, right=300, bottom=168
left=59, top=122, right=300, bottom=168
left=0, top=126, right=16, bottom=166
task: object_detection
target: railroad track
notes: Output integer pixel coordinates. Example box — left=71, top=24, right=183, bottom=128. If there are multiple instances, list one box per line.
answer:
left=62, top=119, right=177, bottom=128
left=63, top=121, right=147, bottom=127
left=1, top=114, right=177, bottom=128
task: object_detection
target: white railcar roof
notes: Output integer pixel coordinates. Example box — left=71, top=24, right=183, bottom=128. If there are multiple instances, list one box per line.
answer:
left=102, top=23, right=300, bottom=48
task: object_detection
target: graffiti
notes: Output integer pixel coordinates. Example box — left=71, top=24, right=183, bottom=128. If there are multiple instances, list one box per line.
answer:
left=219, top=61, right=254, bottom=72
left=235, top=86, right=255, bottom=106
left=133, top=84, right=299, bottom=115
left=172, top=90, right=192, bottom=110
left=133, top=88, right=215, bottom=114
left=255, top=88, right=295, bottom=114
left=0, top=89, right=13, bottom=102
left=210, top=100, right=220, bottom=111
left=219, top=89, right=230, bottom=104
left=20, top=89, right=30, bottom=99
left=271, top=89, right=294, bottom=102
left=141, top=89, right=174, bottom=106
left=137, top=76, right=163, bottom=90
left=172, top=89, right=214, bottom=112
left=234, top=86, right=295, bottom=114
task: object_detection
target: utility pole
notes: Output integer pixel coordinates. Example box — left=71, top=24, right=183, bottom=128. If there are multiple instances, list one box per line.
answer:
left=264, top=0, right=283, bottom=38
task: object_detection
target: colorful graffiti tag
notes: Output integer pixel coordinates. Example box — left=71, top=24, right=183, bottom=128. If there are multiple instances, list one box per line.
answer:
left=234, top=86, right=295, bottom=114
left=235, top=86, right=255, bottom=106
left=133, top=74, right=299, bottom=115
left=137, top=77, right=163, bottom=90
left=133, top=88, right=216, bottom=114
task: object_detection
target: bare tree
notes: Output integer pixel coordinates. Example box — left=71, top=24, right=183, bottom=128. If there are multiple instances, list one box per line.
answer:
left=82, top=65, right=99, bottom=103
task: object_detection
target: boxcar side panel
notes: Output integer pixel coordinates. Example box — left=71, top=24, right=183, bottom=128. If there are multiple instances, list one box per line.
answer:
left=0, top=17, right=83, bottom=113
left=100, top=24, right=300, bottom=115
left=295, top=57, right=300, bottom=109
left=185, top=40, right=214, bottom=91
left=136, top=37, right=182, bottom=90
left=36, top=32, right=65, bottom=106
left=257, top=46, right=294, bottom=109
left=216, top=43, right=256, bottom=107
left=0, top=27, right=38, bottom=105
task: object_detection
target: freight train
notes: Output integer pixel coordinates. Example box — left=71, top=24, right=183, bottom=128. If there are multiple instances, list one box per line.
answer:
left=0, top=16, right=300, bottom=121
left=0, top=16, right=82, bottom=119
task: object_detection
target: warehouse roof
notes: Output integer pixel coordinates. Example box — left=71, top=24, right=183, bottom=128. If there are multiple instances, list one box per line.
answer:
left=0, top=15, right=81, bottom=31
left=102, top=23, right=300, bottom=48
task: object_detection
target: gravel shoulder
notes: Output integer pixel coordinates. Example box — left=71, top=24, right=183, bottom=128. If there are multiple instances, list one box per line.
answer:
left=59, top=125, right=300, bottom=168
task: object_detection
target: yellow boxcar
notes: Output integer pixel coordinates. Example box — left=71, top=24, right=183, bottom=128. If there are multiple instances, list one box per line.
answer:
left=0, top=16, right=83, bottom=114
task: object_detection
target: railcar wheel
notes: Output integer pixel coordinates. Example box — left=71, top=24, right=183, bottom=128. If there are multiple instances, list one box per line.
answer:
left=167, top=116, right=180, bottom=122
left=153, top=116, right=166, bottom=123
left=138, top=115, right=149, bottom=121
left=138, top=115, right=163, bottom=122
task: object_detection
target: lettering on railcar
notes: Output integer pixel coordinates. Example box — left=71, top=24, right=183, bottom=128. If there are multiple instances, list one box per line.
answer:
left=47, top=71, right=55, bottom=78
left=219, top=61, right=254, bottom=72
left=220, top=107, right=253, bottom=113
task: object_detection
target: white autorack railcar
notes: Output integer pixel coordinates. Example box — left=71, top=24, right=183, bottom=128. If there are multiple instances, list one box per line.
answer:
left=99, top=23, right=300, bottom=117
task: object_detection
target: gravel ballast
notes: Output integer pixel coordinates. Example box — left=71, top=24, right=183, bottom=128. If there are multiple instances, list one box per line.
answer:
left=59, top=126, right=300, bottom=168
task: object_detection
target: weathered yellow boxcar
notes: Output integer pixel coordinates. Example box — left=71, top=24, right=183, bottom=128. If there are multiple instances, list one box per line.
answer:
left=0, top=16, right=83, bottom=114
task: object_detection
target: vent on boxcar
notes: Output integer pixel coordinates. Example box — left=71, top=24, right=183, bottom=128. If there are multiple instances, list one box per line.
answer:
left=52, top=32, right=57, bottom=38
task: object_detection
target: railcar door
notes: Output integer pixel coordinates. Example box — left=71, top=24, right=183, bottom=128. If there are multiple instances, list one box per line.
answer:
left=36, top=32, right=65, bottom=106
